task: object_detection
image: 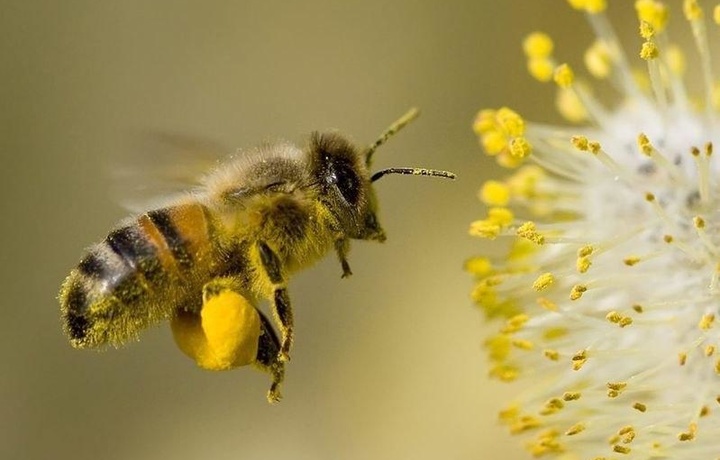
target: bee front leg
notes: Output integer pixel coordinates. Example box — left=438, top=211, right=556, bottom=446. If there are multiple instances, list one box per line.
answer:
left=335, top=238, right=352, bottom=278
left=257, top=242, right=294, bottom=362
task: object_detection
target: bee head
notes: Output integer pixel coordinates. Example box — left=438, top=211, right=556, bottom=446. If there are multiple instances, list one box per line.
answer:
left=310, top=108, right=455, bottom=242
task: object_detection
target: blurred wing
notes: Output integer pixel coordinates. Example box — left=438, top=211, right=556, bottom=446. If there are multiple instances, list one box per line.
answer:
left=111, top=132, right=231, bottom=213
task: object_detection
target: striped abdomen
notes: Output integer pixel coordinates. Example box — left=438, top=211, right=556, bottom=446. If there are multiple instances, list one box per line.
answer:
left=60, top=203, right=219, bottom=348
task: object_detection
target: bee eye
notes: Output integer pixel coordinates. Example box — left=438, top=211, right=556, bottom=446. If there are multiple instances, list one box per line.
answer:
left=330, top=161, right=361, bottom=205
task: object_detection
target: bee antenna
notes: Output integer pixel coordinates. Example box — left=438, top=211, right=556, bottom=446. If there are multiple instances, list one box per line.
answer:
left=370, top=167, right=456, bottom=182
left=365, top=108, right=421, bottom=167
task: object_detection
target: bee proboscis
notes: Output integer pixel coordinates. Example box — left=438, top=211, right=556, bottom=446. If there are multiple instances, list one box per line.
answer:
left=59, top=108, right=455, bottom=402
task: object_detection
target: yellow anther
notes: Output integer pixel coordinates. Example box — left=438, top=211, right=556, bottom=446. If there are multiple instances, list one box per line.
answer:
left=613, top=445, right=631, bottom=454
left=567, top=0, right=606, bottom=13
left=699, top=405, right=710, bottom=417
left=588, top=141, right=601, bottom=154
left=619, top=317, right=633, bottom=327
left=571, top=135, right=590, bottom=151
left=638, top=133, right=654, bottom=155
left=632, top=304, right=644, bottom=313
left=572, top=349, right=588, bottom=370
left=472, top=109, right=496, bottom=135
left=533, top=273, right=555, bottom=292
left=706, top=141, right=714, bottom=156
left=485, top=334, right=511, bottom=361
left=563, top=392, right=581, bottom=401
left=606, top=311, right=622, bottom=323
left=487, top=207, right=514, bottom=226
left=683, top=0, right=703, bottom=21
left=464, top=257, right=493, bottom=276
left=554, top=63, right=575, bottom=88
left=537, top=297, right=558, bottom=311
left=528, top=57, right=555, bottom=82
left=679, top=352, right=688, bottom=366
left=509, top=137, right=533, bottom=158
left=633, top=402, right=647, bottom=412
left=678, top=422, right=697, bottom=441
left=577, top=245, right=594, bottom=257
left=705, top=344, right=716, bottom=356
left=585, top=40, right=612, bottom=79
left=577, top=256, right=591, bottom=273
left=480, top=180, right=510, bottom=206
left=715, top=358, right=720, bottom=374
left=699, top=313, right=715, bottom=330
left=607, top=382, right=627, bottom=398
left=694, top=216, right=706, bottom=229
left=566, top=423, right=586, bottom=436
left=691, top=145, right=701, bottom=156
left=508, top=415, right=541, bottom=433
left=480, top=129, right=507, bottom=156
left=512, top=338, right=534, bottom=351
left=544, top=349, right=560, bottom=361
left=496, top=151, right=524, bottom=169
left=663, top=234, right=673, bottom=243
left=666, top=44, right=686, bottom=75
left=496, top=107, right=525, bottom=137
left=715, top=5, right=720, bottom=24
left=624, top=256, right=641, bottom=266
left=570, top=284, right=587, bottom=300
left=469, top=219, right=500, bottom=239
left=544, top=398, right=564, bottom=410
left=639, top=21, right=655, bottom=39
left=543, top=327, right=568, bottom=340
left=635, top=0, right=669, bottom=32
left=645, top=192, right=656, bottom=202
left=556, top=86, right=588, bottom=122
left=489, top=363, right=520, bottom=382
left=640, top=41, right=659, bottom=60
left=523, top=32, right=554, bottom=58
left=517, top=221, right=545, bottom=245
left=503, top=314, right=530, bottom=334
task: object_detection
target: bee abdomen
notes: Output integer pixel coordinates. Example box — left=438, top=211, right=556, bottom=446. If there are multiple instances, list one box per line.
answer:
left=60, top=203, right=216, bottom=348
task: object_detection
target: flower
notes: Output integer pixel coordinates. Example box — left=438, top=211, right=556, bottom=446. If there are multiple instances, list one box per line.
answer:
left=468, top=1, right=720, bottom=457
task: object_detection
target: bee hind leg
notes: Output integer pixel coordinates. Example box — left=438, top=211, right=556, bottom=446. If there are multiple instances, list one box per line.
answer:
left=254, top=310, right=286, bottom=403
left=257, top=242, right=294, bottom=362
left=334, top=238, right=352, bottom=278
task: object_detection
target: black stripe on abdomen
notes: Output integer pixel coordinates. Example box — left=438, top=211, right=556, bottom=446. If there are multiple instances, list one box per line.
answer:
left=147, top=209, right=192, bottom=269
left=107, top=225, right=164, bottom=283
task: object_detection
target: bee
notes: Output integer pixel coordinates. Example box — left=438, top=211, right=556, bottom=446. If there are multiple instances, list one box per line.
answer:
left=59, top=108, right=455, bottom=402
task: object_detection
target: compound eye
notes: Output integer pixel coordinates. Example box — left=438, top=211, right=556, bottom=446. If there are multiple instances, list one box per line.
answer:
left=332, top=160, right=361, bottom=205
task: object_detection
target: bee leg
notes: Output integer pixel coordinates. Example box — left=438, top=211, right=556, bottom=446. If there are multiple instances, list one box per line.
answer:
left=335, top=238, right=352, bottom=278
left=254, top=310, right=285, bottom=403
left=257, top=242, right=294, bottom=362
left=171, top=277, right=260, bottom=371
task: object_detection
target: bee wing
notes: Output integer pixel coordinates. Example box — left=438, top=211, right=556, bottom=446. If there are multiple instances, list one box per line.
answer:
left=112, top=132, right=231, bottom=213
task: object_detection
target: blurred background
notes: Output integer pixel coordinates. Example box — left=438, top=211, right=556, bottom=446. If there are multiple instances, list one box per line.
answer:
left=1, top=1, right=639, bottom=459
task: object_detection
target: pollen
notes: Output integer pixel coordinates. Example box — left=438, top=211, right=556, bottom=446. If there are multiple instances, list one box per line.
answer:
left=640, top=41, right=659, bottom=60
left=516, top=221, right=545, bottom=245
left=480, top=180, right=510, bottom=206
left=635, top=0, right=669, bottom=32
left=553, top=63, right=575, bottom=88
left=533, top=272, right=555, bottom=291
left=523, top=32, right=554, bottom=58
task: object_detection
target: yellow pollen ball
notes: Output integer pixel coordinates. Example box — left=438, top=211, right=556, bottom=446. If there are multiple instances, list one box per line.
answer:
left=464, top=257, right=493, bottom=277
left=496, top=107, right=525, bottom=137
left=639, top=21, right=655, bottom=39
left=641, top=41, right=659, bottom=60
left=480, top=180, right=510, bottom=206
left=480, top=130, right=507, bottom=156
left=487, top=207, right=514, bottom=226
left=715, top=5, right=720, bottom=24
left=528, top=57, right=555, bottom=82
left=523, top=32, right=554, bottom=58
left=533, top=272, right=555, bottom=291
left=635, top=0, right=669, bottom=32
left=556, top=87, right=588, bottom=123
left=554, top=63, right=575, bottom=88
left=584, top=40, right=612, bottom=78
left=683, top=0, right=703, bottom=20
left=510, top=137, right=532, bottom=158
left=472, top=109, right=497, bottom=135
left=666, top=44, right=686, bottom=75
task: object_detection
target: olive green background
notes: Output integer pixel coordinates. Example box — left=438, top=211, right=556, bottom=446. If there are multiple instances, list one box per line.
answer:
left=1, top=2, right=636, bottom=459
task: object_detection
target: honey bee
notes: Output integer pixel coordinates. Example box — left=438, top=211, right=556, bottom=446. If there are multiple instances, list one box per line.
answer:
left=59, top=108, right=455, bottom=402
